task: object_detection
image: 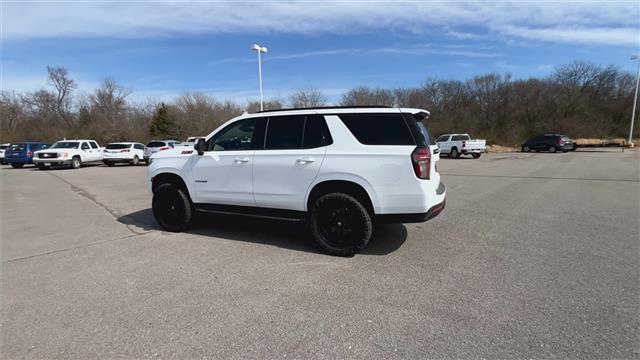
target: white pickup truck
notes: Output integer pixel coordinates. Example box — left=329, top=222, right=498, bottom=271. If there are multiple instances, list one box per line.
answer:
left=33, top=139, right=103, bottom=169
left=436, top=134, right=486, bottom=159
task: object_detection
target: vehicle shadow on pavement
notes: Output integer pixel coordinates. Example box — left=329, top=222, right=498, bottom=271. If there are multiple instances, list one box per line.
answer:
left=117, top=209, right=407, bottom=256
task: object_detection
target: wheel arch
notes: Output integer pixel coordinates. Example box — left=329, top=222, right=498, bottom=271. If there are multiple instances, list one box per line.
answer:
left=151, top=171, right=192, bottom=199
left=306, top=178, right=377, bottom=215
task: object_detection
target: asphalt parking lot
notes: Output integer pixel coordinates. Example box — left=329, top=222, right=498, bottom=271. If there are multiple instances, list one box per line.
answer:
left=1, top=150, right=639, bottom=359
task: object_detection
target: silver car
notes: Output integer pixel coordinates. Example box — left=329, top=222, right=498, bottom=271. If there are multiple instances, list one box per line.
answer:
left=143, top=140, right=180, bottom=162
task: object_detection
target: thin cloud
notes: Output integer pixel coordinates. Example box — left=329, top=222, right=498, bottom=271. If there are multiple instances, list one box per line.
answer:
left=2, top=1, right=638, bottom=46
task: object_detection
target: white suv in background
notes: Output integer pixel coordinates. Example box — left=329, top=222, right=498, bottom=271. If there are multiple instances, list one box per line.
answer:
left=103, top=142, right=145, bottom=166
left=0, top=143, right=9, bottom=165
left=147, top=107, right=446, bottom=256
left=33, top=139, right=103, bottom=169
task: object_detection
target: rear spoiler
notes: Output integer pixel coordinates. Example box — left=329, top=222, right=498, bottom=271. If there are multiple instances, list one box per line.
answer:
left=404, top=108, right=431, bottom=121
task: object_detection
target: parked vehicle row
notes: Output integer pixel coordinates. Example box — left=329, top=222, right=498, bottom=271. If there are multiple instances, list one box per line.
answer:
left=1, top=138, right=194, bottom=169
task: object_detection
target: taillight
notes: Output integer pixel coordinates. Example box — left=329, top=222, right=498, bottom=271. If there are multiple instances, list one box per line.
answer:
left=159, top=146, right=170, bottom=151
left=462, top=140, right=466, bottom=148
left=411, top=147, right=431, bottom=179
left=26, top=150, right=33, bottom=157
left=556, top=138, right=562, bottom=145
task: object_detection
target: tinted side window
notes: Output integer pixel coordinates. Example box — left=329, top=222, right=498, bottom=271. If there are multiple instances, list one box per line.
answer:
left=303, top=115, right=333, bottom=149
left=265, top=115, right=305, bottom=150
left=134, top=144, right=144, bottom=150
left=90, top=141, right=99, bottom=149
left=339, top=113, right=415, bottom=145
left=81, top=142, right=90, bottom=150
left=210, top=117, right=266, bottom=151
left=451, top=135, right=470, bottom=141
left=436, top=135, right=449, bottom=142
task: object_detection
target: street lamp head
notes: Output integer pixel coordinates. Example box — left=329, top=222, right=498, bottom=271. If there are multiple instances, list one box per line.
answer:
left=251, top=44, right=267, bottom=53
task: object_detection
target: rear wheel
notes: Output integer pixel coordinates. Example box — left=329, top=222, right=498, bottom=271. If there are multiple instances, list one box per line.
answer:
left=11, top=164, right=23, bottom=169
left=104, top=161, right=115, bottom=167
left=522, top=145, right=530, bottom=152
left=309, top=193, right=372, bottom=256
left=71, top=156, right=81, bottom=169
left=548, top=146, right=557, bottom=153
left=450, top=147, right=460, bottom=159
left=152, top=183, right=194, bottom=232
left=472, top=153, right=481, bottom=159
left=131, top=155, right=140, bottom=166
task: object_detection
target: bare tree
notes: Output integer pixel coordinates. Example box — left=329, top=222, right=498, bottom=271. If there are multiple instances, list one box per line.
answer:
left=340, top=87, right=394, bottom=106
left=47, top=66, right=76, bottom=126
left=289, top=87, right=327, bottom=108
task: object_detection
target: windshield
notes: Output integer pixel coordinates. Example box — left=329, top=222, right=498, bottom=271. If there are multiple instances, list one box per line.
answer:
left=106, top=143, right=131, bottom=150
left=0, top=145, right=8, bottom=150
left=51, top=141, right=79, bottom=149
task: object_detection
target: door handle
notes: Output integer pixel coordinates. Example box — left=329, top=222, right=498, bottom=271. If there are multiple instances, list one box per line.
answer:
left=296, top=157, right=315, bottom=164
left=234, top=157, right=250, bottom=163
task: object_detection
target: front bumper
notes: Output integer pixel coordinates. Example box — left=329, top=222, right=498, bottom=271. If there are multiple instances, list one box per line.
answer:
left=32, top=158, right=72, bottom=166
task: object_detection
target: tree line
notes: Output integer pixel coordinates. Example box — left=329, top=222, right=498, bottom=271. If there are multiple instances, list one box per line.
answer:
left=1, top=61, right=637, bottom=146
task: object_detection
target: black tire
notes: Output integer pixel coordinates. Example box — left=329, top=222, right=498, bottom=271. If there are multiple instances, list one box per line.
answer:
left=71, top=156, right=81, bottom=169
left=522, top=145, right=530, bottom=152
left=104, top=161, right=115, bottom=167
left=131, top=156, right=140, bottom=166
left=450, top=147, right=460, bottom=159
left=548, top=146, right=557, bottom=153
left=472, top=153, right=481, bottom=159
left=11, top=164, right=24, bottom=169
left=37, top=163, right=50, bottom=170
left=309, top=193, right=372, bottom=256
left=152, top=183, right=194, bottom=232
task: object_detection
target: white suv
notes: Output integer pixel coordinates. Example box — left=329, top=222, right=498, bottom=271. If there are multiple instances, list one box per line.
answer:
left=33, top=139, right=103, bottom=169
left=147, top=107, right=446, bottom=256
left=103, top=142, right=145, bottom=166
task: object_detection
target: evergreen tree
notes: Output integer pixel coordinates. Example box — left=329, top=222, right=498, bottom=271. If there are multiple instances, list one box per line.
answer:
left=149, top=102, right=173, bottom=138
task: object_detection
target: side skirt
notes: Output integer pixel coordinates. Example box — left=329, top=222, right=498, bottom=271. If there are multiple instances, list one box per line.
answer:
left=195, top=203, right=306, bottom=222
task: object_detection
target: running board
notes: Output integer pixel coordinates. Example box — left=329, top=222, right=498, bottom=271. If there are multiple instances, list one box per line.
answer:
left=195, top=203, right=306, bottom=222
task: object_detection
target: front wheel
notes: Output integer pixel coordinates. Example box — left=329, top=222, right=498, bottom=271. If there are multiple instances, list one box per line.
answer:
left=548, top=146, right=557, bottom=153
left=309, top=193, right=372, bottom=256
left=472, top=153, right=481, bottom=159
left=104, top=161, right=115, bottom=167
left=131, top=155, right=140, bottom=166
left=11, top=164, right=24, bottom=169
left=450, top=147, right=459, bottom=159
left=152, top=184, right=194, bottom=232
left=522, top=145, right=530, bottom=152
left=37, top=163, right=49, bottom=170
left=71, top=157, right=81, bottom=169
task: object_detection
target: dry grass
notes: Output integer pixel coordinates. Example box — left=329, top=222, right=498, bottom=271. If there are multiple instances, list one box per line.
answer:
left=486, top=144, right=518, bottom=153
left=574, top=138, right=630, bottom=146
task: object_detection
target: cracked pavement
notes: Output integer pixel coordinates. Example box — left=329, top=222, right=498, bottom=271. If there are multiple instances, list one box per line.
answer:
left=1, top=150, right=639, bottom=359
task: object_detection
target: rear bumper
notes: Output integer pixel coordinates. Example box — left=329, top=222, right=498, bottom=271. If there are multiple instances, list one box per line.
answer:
left=6, top=157, right=34, bottom=165
left=376, top=199, right=446, bottom=224
left=103, top=157, right=133, bottom=162
left=461, top=148, right=485, bottom=154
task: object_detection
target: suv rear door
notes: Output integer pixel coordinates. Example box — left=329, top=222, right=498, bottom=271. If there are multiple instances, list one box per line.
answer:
left=252, top=114, right=330, bottom=210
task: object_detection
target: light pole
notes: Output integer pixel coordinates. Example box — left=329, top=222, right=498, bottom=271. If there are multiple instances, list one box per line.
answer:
left=251, top=43, right=268, bottom=111
left=629, top=54, right=640, bottom=145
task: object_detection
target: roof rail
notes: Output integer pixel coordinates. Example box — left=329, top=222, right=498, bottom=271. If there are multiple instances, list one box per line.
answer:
left=256, top=105, right=394, bottom=113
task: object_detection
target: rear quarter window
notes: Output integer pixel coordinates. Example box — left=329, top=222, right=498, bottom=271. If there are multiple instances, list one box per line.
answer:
left=339, top=113, right=415, bottom=146
left=147, top=141, right=166, bottom=147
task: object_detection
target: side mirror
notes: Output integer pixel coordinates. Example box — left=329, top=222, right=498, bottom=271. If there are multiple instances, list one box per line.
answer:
left=195, top=138, right=207, bottom=155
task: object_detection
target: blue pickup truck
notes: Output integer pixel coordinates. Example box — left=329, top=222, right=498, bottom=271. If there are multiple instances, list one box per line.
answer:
left=4, top=142, right=50, bottom=168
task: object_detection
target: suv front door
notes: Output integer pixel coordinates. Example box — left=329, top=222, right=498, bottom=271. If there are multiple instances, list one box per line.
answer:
left=191, top=117, right=266, bottom=206
left=252, top=115, right=329, bottom=211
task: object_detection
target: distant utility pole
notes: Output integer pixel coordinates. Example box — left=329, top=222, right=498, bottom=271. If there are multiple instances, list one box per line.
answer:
left=251, top=43, right=268, bottom=111
left=630, top=54, right=640, bottom=145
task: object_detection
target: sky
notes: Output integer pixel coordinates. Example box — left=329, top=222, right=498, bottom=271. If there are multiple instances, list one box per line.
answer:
left=2, top=1, right=639, bottom=104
